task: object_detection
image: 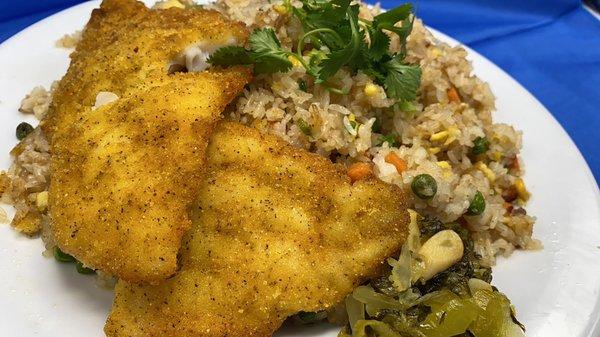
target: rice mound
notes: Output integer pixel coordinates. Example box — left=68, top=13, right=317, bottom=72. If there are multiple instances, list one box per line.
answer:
left=0, top=0, right=539, bottom=271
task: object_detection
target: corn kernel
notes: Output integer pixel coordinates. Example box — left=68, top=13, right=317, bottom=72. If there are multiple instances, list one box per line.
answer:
left=287, top=55, right=302, bottom=68
left=154, top=0, right=185, bottom=9
left=514, top=178, right=530, bottom=201
left=274, top=4, right=288, bottom=14
left=430, top=130, right=449, bottom=142
left=364, top=83, right=379, bottom=97
left=428, top=147, right=441, bottom=155
left=475, top=162, right=496, bottom=182
left=36, top=191, right=49, bottom=211
left=491, top=151, right=502, bottom=161
left=429, top=48, right=442, bottom=59
left=436, top=161, right=451, bottom=170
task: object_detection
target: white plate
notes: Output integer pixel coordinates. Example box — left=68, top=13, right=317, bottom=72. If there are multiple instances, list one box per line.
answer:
left=1, top=1, right=599, bottom=336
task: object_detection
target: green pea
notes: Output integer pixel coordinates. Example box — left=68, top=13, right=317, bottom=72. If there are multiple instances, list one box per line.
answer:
left=411, top=174, right=437, bottom=199
left=466, top=191, right=486, bottom=215
left=471, top=136, right=490, bottom=155
left=16, top=122, right=34, bottom=140
left=75, top=261, right=95, bottom=274
left=54, top=247, right=75, bottom=263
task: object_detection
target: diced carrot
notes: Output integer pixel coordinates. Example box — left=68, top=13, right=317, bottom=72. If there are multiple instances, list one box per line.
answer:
left=447, top=87, right=461, bottom=103
left=509, top=156, right=521, bottom=171
left=384, top=152, right=408, bottom=173
left=347, top=162, right=373, bottom=183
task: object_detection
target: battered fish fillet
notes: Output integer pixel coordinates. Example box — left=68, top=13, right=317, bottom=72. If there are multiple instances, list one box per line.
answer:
left=49, top=70, right=250, bottom=284
left=44, top=0, right=251, bottom=283
left=45, top=0, right=248, bottom=139
left=105, top=122, right=410, bottom=337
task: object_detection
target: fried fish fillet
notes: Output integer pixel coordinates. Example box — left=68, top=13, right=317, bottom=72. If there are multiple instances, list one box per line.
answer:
left=45, top=0, right=248, bottom=139
left=105, top=122, right=410, bottom=337
left=45, top=0, right=251, bottom=283
left=49, top=70, right=250, bottom=284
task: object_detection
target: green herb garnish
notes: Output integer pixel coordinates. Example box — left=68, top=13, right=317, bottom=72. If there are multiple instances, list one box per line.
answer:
left=378, top=133, right=398, bottom=147
left=471, top=136, right=490, bottom=155
left=54, top=247, right=75, bottom=263
left=466, top=191, right=486, bottom=216
left=208, top=0, right=421, bottom=102
left=296, top=118, right=312, bottom=136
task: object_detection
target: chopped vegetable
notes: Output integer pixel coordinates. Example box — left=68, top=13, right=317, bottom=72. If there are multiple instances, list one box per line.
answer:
left=411, top=174, right=437, bottom=199
left=475, top=161, right=496, bottom=182
left=347, top=162, right=373, bottom=183
left=363, top=83, right=379, bottom=96
left=466, top=191, right=486, bottom=216
left=509, top=156, right=521, bottom=171
left=471, top=136, right=490, bottom=155
left=298, top=79, right=308, bottom=92
left=447, top=87, right=461, bottom=103
left=292, top=311, right=327, bottom=324
left=384, top=152, right=407, bottom=173
left=54, top=247, right=75, bottom=263
left=296, top=118, right=312, bottom=136
left=76, top=261, right=95, bottom=274
left=16, top=122, right=34, bottom=140
left=514, top=178, right=530, bottom=201
left=209, top=0, right=421, bottom=101
left=379, top=133, right=398, bottom=147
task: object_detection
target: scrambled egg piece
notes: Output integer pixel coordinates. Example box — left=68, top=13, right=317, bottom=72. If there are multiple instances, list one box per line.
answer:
left=105, top=122, right=410, bottom=336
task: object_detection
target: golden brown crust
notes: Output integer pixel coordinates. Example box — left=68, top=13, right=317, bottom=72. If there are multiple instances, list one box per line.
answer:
left=49, top=70, right=251, bottom=284
left=44, top=0, right=248, bottom=137
left=46, top=0, right=252, bottom=283
left=105, top=122, right=409, bottom=336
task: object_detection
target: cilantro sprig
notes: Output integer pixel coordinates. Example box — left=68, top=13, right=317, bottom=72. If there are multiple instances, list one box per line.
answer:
left=208, top=0, right=421, bottom=102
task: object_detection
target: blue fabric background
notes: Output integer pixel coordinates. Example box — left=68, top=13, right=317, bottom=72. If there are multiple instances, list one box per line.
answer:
left=1, top=0, right=599, bottom=183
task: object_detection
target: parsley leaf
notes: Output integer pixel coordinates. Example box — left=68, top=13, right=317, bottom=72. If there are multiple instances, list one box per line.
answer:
left=248, top=28, right=293, bottom=74
left=383, top=56, right=421, bottom=101
left=379, top=133, right=398, bottom=147
left=207, top=46, right=252, bottom=66
left=317, top=5, right=366, bottom=81
left=373, top=4, right=412, bottom=27
left=209, top=1, right=421, bottom=102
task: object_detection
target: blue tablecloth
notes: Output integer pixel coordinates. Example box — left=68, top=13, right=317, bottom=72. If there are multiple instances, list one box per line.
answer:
left=1, top=0, right=599, bottom=183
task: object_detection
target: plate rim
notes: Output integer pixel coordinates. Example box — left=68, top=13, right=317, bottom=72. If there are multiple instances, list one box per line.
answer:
left=0, top=1, right=598, bottom=336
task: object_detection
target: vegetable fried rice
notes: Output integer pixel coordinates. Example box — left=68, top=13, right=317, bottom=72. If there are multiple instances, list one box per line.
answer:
left=0, top=0, right=539, bottom=275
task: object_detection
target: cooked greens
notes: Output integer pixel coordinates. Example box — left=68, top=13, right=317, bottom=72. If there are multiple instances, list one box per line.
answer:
left=54, top=247, right=96, bottom=274
left=338, top=214, right=524, bottom=337
left=208, top=0, right=421, bottom=102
